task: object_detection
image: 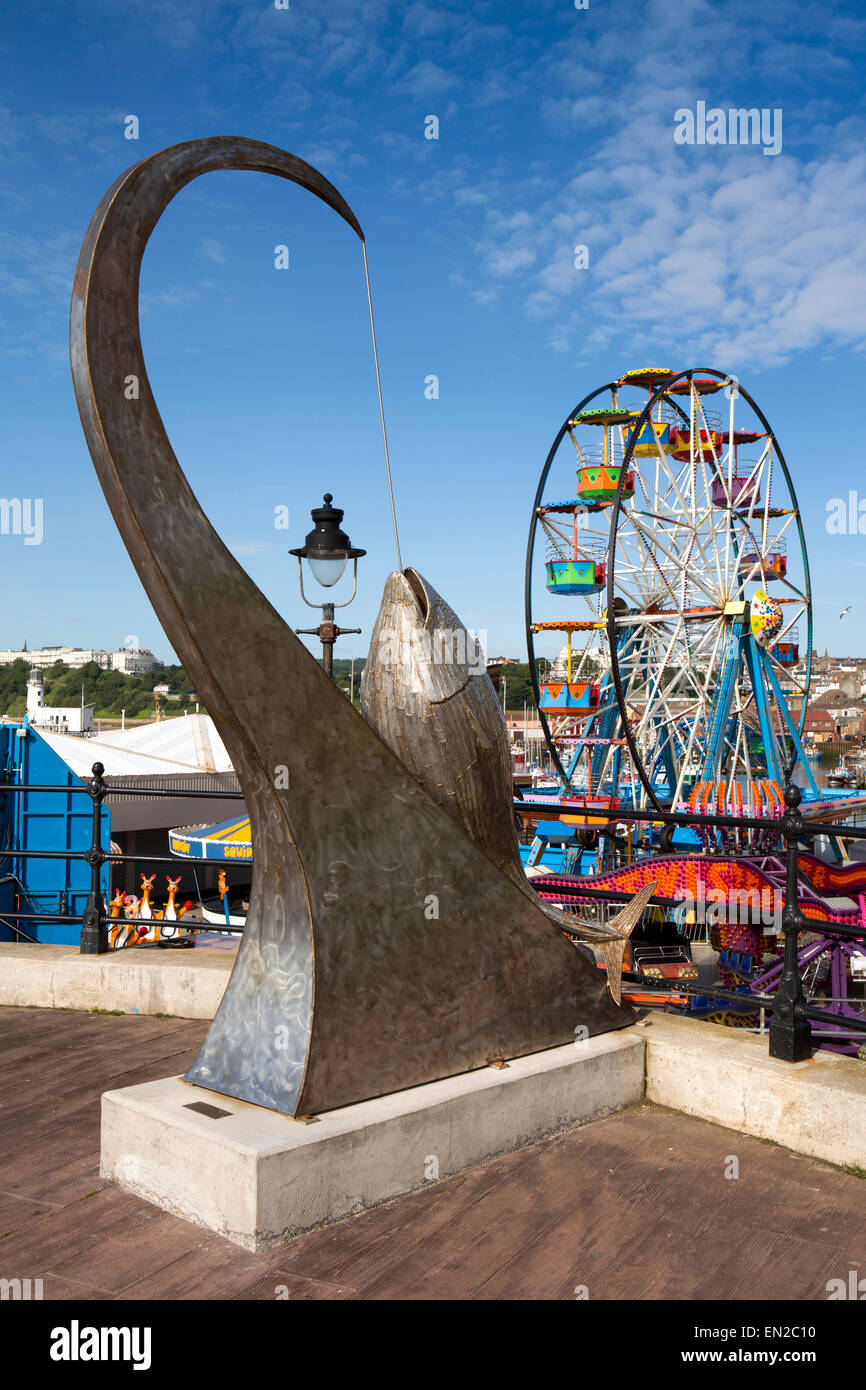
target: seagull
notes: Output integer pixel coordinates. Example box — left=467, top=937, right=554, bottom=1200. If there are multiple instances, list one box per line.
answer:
left=840, top=606, right=852, bottom=619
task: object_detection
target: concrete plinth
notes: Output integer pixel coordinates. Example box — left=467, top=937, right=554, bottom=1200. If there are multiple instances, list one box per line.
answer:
left=644, top=1013, right=866, bottom=1169
left=101, top=1029, right=645, bottom=1250
left=0, top=942, right=232, bottom=1019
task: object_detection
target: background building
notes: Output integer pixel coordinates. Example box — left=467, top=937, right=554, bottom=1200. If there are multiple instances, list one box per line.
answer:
left=111, top=648, right=160, bottom=674
left=0, top=645, right=109, bottom=669
left=0, top=645, right=162, bottom=672
left=25, top=667, right=94, bottom=735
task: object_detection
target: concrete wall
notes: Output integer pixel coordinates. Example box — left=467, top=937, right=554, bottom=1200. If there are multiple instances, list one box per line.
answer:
left=0, top=943, right=232, bottom=1019
left=644, top=1013, right=866, bottom=1171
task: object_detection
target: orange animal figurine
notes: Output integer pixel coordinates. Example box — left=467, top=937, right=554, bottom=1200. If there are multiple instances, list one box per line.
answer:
left=158, top=875, right=183, bottom=939
left=164, top=876, right=182, bottom=922
left=111, top=895, right=150, bottom=949
left=109, top=890, right=127, bottom=947
left=218, top=868, right=231, bottom=928
left=138, top=873, right=162, bottom=942
left=139, top=874, right=155, bottom=920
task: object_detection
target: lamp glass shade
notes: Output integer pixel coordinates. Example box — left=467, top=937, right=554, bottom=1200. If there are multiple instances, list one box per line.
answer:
left=308, top=554, right=348, bottom=588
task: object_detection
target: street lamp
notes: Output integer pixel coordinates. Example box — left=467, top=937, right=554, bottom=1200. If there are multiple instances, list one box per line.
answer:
left=290, top=493, right=366, bottom=678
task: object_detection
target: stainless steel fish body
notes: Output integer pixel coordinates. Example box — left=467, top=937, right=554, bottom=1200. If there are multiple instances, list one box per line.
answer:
left=361, top=569, right=527, bottom=890
left=70, top=142, right=630, bottom=1118
left=362, top=569, right=654, bottom=1003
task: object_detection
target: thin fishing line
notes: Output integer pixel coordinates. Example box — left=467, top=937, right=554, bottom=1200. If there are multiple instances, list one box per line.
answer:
left=362, top=241, right=403, bottom=572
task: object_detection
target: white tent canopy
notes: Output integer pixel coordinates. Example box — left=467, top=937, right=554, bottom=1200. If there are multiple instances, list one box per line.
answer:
left=31, top=713, right=234, bottom=780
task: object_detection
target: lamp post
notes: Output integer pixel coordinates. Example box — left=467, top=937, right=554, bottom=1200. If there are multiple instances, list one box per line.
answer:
left=290, top=494, right=366, bottom=679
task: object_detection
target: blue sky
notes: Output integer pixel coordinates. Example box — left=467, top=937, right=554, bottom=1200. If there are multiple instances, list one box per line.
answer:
left=2, top=0, right=866, bottom=665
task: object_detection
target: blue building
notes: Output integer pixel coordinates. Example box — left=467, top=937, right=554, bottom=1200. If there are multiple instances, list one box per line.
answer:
left=1, top=713, right=245, bottom=945
left=0, top=719, right=109, bottom=945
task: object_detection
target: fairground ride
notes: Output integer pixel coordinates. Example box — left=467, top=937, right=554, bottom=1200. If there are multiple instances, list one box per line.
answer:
left=525, top=366, right=819, bottom=835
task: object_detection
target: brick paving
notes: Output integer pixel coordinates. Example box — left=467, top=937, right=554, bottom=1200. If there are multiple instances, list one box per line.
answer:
left=1, top=1006, right=864, bottom=1300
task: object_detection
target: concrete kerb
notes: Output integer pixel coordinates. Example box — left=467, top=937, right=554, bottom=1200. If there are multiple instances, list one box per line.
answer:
left=0, top=942, right=232, bottom=1019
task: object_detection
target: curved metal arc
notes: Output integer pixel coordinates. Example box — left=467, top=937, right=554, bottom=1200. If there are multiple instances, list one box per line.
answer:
left=69, top=137, right=367, bottom=733
left=69, top=136, right=368, bottom=954
left=66, top=142, right=367, bottom=1115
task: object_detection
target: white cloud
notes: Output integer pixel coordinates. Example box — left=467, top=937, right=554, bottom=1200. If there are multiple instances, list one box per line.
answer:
left=229, top=540, right=281, bottom=557
left=139, top=286, right=201, bottom=311
left=201, top=238, right=226, bottom=264
left=486, top=245, right=536, bottom=276
left=394, top=60, right=461, bottom=101
left=452, top=2, right=866, bottom=368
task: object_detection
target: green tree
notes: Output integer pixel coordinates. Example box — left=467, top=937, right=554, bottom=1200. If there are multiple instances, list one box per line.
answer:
left=0, top=658, right=201, bottom=721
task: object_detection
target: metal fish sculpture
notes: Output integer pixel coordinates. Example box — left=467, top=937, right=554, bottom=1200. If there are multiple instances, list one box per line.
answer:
left=361, top=568, right=655, bottom=1003
left=360, top=569, right=527, bottom=890
left=70, top=136, right=629, bottom=1119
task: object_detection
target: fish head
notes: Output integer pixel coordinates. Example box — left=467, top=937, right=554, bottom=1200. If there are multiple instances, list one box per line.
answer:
left=362, top=568, right=487, bottom=709
left=361, top=567, right=527, bottom=887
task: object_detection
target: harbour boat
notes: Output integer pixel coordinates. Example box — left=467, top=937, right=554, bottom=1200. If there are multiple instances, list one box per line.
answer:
left=827, top=764, right=856, bottom=788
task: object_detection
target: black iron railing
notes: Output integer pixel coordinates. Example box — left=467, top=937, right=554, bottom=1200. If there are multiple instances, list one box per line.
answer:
left=2, top=764, right=866, bottom=1062
left=0, top=761, right=244, bottom=952
left=524, top=781, right=866, bottom=1061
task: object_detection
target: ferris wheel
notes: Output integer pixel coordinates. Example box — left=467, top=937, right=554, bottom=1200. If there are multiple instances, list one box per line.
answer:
left=525, top=366, right=817, bottom=815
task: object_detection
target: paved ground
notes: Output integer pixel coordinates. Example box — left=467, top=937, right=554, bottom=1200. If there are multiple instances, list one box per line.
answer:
left=1, top=1005, right=865, bottom=1300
